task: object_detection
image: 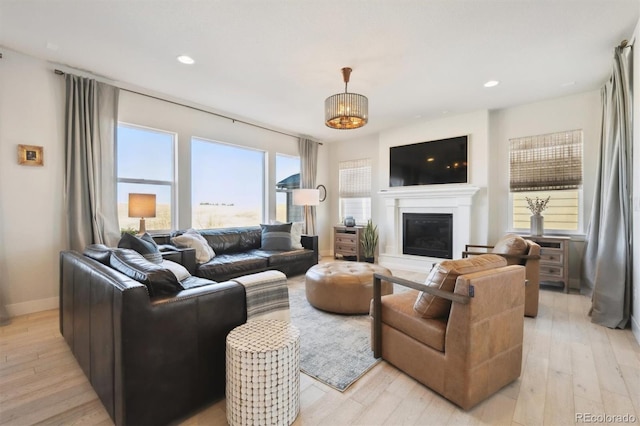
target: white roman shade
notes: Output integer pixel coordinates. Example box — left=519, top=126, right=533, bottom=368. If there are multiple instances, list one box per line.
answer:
left=339, top=159, right=372, bottom=198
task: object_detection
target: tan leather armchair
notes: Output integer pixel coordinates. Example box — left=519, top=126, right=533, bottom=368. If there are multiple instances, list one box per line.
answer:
left=371, top=264, right=526, bottom=410
left=462, top=236, right=541, bottom=317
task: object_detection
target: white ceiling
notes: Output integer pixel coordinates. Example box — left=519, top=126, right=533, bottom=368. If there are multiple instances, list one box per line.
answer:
left=1, top=1, right=638, bottom=142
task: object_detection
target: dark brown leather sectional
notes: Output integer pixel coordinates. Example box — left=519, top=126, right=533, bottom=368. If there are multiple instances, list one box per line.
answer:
left=59, top=226, right=318, bottom=425
left=157, top=226, right=319, bottom=281
left=60, top=250, right=247, bottom=425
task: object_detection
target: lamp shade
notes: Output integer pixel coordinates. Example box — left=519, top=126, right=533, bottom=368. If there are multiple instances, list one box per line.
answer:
left=325, top=92, right=368, bottom=129
left=325, top=67, right=368, bottom=130
left=128, top=193, right=157, bottom=218
left=292, top=189, right=320, bottom=206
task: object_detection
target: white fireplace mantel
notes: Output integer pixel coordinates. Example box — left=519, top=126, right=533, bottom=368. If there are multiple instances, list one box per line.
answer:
left=378, top=185, right=481, bottom=272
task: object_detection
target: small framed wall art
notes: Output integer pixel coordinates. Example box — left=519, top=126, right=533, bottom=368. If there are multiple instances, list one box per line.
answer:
left=17, top=144, right=44, bottom=166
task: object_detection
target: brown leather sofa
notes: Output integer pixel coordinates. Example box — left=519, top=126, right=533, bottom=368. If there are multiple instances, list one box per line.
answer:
left=371, top=257, right=526, bottom=410
left=60, top=249, right=247, bottom=426
left=462, top=235, right=541, bottom=317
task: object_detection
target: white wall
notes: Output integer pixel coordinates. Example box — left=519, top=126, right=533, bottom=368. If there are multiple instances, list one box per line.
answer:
left=0, top=48, right=331, bottom=317
left=326, top=134, right=381, bottom=255
left=0, top=50, right=66, bottom=315
left=632, top=19, right=640, bottom=344
left=489, top=90, right=602, bottom=290
left=377, top=110, right=491, bottom=254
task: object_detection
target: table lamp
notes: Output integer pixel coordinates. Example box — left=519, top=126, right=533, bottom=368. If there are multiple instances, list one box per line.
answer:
left=128, top=193, right=156, bottom=234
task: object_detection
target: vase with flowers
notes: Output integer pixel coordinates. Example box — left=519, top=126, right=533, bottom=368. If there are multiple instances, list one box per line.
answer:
left=526, top=196, right=550, bottom=236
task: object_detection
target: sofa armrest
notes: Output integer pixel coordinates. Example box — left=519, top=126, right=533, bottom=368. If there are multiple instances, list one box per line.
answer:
left=301, top=234, right=319, bottom=260
left=371, top=273, right=470, bottom=358
left=161, top=247, right=197, bottom=274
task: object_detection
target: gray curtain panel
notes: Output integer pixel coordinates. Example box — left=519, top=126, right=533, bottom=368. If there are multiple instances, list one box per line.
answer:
left=298, top=138, right=319, bottom=235
left=65, top=75, right=120, bottom=251
left=581, top=44, right=633, bottom=329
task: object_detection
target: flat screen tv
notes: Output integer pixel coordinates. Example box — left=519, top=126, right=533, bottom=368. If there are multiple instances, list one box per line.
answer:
left=389, top=135, right=468, bottom=187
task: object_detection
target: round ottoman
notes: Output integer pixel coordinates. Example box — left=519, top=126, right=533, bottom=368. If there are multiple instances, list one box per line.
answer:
left=305, top=262, right=394, bottom=314
left=226, top=319, right=300, bottom=426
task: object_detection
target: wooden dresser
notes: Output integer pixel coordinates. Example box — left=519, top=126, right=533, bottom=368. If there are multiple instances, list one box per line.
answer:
left=524, top=235, right=570, bottom=293
left=334, top=225, right=364, bottom=262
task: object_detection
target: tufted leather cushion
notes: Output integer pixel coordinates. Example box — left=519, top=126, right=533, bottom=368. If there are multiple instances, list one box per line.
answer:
left=492, top=234, right=529, bottom=265
left=109, top=248, right=184, bottom=297
left=305, top=262, right=394, bottom=314
left=413, top=254, right=507, bottom=318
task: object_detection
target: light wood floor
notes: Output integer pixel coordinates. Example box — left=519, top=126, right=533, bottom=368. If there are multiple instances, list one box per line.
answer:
left=1, top=267, right=639, bottom=426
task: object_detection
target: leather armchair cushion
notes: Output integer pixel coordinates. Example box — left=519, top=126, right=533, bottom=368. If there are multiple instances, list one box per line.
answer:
left=118, top=232, right=163, bottom=264
left=413, top=254, right=507, bottom=319
left=378, top=290, right=447, bottom=352
left=492, top=234, right=529, bottom=265
left=110, top=248, right=184, bottom=297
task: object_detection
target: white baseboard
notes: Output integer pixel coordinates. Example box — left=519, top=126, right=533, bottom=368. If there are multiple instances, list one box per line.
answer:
left=632, top=314, right=640, bottom=345
left=6, top=296, right=59, bottom=317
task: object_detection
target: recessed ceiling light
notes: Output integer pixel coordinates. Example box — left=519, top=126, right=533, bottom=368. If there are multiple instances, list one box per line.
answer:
left=484, top=80, right=499, bottom=88
left=177, top=55, right=195, bottom=65
left=561, top=81, right=576, bottom=87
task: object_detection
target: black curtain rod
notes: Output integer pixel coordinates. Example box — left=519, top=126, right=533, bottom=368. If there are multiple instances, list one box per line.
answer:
left=54, top=68, right=322, bottom=144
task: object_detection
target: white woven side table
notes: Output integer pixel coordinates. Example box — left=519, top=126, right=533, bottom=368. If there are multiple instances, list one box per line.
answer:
left=226, top=319, right=300, bottom=426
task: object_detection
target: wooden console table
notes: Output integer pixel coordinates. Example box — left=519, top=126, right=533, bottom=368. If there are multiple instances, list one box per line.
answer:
left=523, top=235, right=570, bottom=293
left=334, top=225, right=364, bottom=262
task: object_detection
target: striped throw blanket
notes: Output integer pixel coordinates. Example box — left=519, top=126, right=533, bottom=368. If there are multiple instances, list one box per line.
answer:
left=231, top=270, right=290, bottom=322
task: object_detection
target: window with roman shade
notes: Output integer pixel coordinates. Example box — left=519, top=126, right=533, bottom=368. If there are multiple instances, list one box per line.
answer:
left=339, top=158, right=372, bottom=225
left=509, top=130, right=583, bottom=231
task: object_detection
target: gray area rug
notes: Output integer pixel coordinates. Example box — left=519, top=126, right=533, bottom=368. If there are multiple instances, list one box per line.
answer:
left=289, top=284, right=379, bottom=392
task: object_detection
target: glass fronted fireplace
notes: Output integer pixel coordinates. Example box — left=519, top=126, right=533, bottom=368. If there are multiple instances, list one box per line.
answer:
left=402, top=213, right=453, bottom=259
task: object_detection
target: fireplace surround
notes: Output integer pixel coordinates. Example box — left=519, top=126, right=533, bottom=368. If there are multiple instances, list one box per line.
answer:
left=378, top=185, right=480, bottom=271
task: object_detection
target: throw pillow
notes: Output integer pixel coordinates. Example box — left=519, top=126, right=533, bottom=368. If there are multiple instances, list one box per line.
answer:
left=492, top=234, right=529, bottom=265
left=118, top=232, right=162, bottom=264
left=260, top=223, right=293, bottom=251
left=271, top=220, right=304, bottom=249
left=290, top=221, right=305, bottom=249
left=171, top=232, right=214, bottom=263
left=109, top=248, right=183, bottom=297
left=161, top=259, right=191, bottom=282
left=413, top=254, right=507, bottom=318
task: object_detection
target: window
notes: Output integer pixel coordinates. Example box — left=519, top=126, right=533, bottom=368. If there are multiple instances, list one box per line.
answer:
left=192, top=138, right=265, bottom=228
left=117, top=124, right=175, bottom=232
left=509, top=130, right=583, bottom=232
left=339, top=158, right=372, bottom=225
left=275, top=154, right=302, bottom=223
